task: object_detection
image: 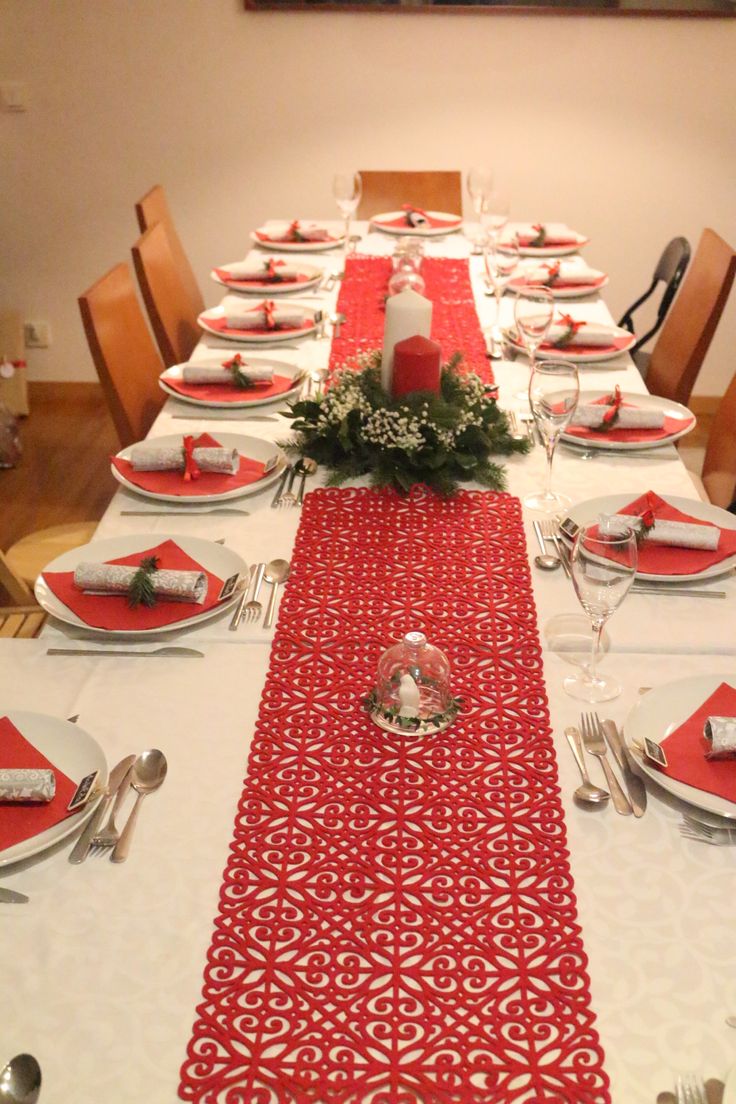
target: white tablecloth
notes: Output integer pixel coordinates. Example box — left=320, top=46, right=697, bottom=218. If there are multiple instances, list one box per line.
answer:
left=3, top=223, right=735, bottom=1103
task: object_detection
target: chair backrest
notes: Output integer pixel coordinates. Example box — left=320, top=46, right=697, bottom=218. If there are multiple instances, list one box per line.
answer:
left=135, top=185, right=205, bottom=317
left=0, top=550, right=44, bottom=637
left=646, top=228, right=736, bottom=406
left=702, top=368, right=736, bottom=509
left=619, top=236, right=690, bottom=348
left=78, top=262, right=166, bottom=448
left=132, top=222, right=201, bottom=368
left=357, top=171, right=463, bottom=221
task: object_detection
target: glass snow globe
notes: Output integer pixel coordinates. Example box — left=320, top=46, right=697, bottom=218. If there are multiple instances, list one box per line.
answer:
left=367, top=631, right=459, bottom=736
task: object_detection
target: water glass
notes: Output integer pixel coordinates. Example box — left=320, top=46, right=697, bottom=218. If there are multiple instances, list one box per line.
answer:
left=483, top=237, right=519, bottom=352
left=332, top=171, right=362, bottom=263
left=563, top=522, right=638, bottom=702
left=513, top=286, right=554, bottom=394
left=466, top=166, right=494, bottom=217
left=524, top=360, right=579, bottom=513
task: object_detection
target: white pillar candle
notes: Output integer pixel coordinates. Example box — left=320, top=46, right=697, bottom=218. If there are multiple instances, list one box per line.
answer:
left=381, top=288, right=433, bottom=392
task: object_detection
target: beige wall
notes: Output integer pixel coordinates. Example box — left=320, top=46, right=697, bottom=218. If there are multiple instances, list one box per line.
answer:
left=1, top=0, right=734, bottom=394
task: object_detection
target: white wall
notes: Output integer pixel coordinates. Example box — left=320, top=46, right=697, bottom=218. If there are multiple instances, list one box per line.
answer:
left=1, top=0, right=735, bottom=394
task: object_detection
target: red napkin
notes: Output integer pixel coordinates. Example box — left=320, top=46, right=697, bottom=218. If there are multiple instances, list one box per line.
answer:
left=567, top=396, right=694, bottom=444
left=540, top=333, right=632, bottom=356
left=165, top=372, right=294, bottom=404
left=657, top=682, right=736, bottom=804
left=511, top=274, right=606, bottom=291
left=42, top=538, right=226, bottom=631
left=213, top=268, right=310, bottom=288
left=607, top=491, right=736, bottom=576
left=374, top=212, right=462, bottom=230
left=254, top=229, right=337, bottom=244
left=517, top=232, right=580, bottom=247
left=0, top=717, right=81, bottom=854
left=204, top=316, right=314, bottom=339
left=111, top=433, right=268, bottom=497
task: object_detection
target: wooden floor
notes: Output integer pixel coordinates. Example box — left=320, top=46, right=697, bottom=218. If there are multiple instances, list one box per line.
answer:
left=1, top=382, right=119, bottom=551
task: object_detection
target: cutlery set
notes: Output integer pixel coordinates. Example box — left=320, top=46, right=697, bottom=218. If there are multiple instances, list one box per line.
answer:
left=566, top=712, right=646, bottom=817
left=271, top=459, right=315, bottom=508
left=69, top=749, right=167, bottom=864
left=229, top=559, right=290, bottom=631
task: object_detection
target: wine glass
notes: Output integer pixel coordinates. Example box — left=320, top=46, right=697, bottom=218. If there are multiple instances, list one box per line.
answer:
left=466, top=166, right=494, bottom=217
left=524, top=360, right=579, bottom=513
left=483, top=236, right=519, bottom=355
left=481, top=190, right=511, bottom=250
left=332, top=171, right=362, bottom=265
left=513, top=286, right=554, bottom=398
left=563, top=522, right=638, bottom=703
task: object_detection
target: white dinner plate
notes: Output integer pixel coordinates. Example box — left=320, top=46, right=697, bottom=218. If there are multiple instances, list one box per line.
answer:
left=509, top=274, right=609, bottom=299
left=110, top=433, right=285, bottom=504
left=210, top=261, right=323, bottom=295
left=505, top=325, right=635, bottom=363
left=563, top=493, right=736, bottom=582
left=35, top=534, right=249, bottom=637
left=499, top=225, right=588, bottom=257
left=0, top=711, right=107, bottom=867
left=197, top=305, right=317, bottom=344
left=624, top=674, right=736, bottom=821
left=561, top=391, right=695, bottom=450
left=370, top=210, right=463, bottom=237
left=250, top=229, right=343, bottom=253
left=159, top=355, right=303, bottom=409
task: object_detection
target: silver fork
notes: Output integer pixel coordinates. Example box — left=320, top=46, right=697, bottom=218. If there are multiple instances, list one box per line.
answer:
left=580, top=713, right=633, bottom=815
left=242, top=563, right=266, bottom=624
left=89, top=764, right=134, bottom=854
left=679, top=816, right=736, bottom=845
left=277, top=463, right=301, bottom=508
left=675, top=1072, right=707, bottom=1104
left=539, top=518, right=571, bottom=578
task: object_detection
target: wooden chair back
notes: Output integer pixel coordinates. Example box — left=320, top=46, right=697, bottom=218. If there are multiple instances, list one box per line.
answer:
left=357, top=171, right=463, bottom=221
left=702, top=369, right=736, bottom=509
left=0, top=550, right=45, bottom=637
left=132, top=222, right=201, bottom=368
left=78, top=262, right=166, bottom=448
left=135, top=185, right=204, bottom=316
left=646, top=228, right=736, bottom=406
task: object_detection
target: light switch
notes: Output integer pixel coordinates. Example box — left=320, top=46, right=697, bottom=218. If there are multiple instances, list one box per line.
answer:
left=1, top=82, right=29, bottom=113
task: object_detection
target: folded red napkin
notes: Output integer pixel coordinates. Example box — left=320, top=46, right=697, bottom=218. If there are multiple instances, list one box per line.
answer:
left=205, top=315, right=313, bottom=338
left=255, top=221, right=336, bottom=244
left=165, top=372, right=294, bottom=404
left=611, top=491, right=736, bottom=575
left=514, top=223, right=580, bottom=248
left=43, top=538, right=226, bottom=630
left=567, top=393, right=693, bottom=443
left=657, top=682, right=736, bottom=804
left=111, top=433, right=267, bottom=497
left=374, top=210, right=462, bottom=230
left=0, top=716, right=81, bottom=854
left=213, top=267, right=310, bottom=288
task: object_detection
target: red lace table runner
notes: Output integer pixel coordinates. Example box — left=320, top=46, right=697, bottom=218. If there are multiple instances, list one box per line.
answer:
left=179, top=487, right=609, bottom=1104
left=329, top=256, right=493, bottom=383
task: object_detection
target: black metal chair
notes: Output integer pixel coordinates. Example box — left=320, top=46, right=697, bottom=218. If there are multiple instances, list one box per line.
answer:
left=618, top=237, right=691, bottom=366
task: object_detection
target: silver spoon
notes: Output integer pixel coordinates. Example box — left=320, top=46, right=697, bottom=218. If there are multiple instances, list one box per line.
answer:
left=0, top=1054, right=41, bottom=1103
left=532, top=519, right=560, bottom=572
left=565, top=728, right=610, bottom=805
left=296, top=458, right=317, bottom=505
left=263, top=558, right=290, bottom=629
left=110, top=750, right=168, bottom=863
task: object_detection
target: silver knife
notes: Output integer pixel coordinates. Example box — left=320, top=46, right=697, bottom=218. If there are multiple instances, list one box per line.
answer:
left=602, top=719, right=647, bottom=817
left=47, top=647, right=204, bottom=658
left=68, top=755, right=136, bottom=864
left=0, top=888, right=29, bottom=904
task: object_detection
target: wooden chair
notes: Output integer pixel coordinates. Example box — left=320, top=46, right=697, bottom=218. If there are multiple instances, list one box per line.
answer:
left=0, top=549, right=46, bottom=638
left=135, top=185, right=205, bottom=317
left=618, top=236, right=690, bottom=359
left=132, top=222, right=201, bottom=368
left=79, top=262, right=166, bottom=448
left=700, top=370, right=736, bottom=509
left=643, top=228, right=736, bottom=406
left=357, top=171, right=463, bottom=221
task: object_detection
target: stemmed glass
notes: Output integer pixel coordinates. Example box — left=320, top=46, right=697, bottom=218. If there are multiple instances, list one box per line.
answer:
left=564, top=522, right=638, bottom=702
left=483, top=236, right=519, bottom=355
left=513, top=286, right=554, bottom=397
left=481, top=190, right=511, bottom=251
left=466, top=166, right=494, bottom=217
left=524, top=360, right=579, bottom=513
left=332, top=171, right=362, bottom=266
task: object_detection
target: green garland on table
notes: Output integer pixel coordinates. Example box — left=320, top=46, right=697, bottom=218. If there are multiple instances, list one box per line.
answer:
left=282, top=352, right=529, bottom=497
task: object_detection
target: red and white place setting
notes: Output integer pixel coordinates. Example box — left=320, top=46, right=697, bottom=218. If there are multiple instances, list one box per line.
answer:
left=499, top=221, right=589, bottom=256
left=370, top=206, right=463, bottom=235
left=509, top=258, right=608, bottom=297
left=5, top=211, right=736, bottom=1104
left=251, top=219, right=344, bottom=251
left=209, top=257, right=324, bottom=294
left=159, top=350, right=304, bottom=408
left=197, top=297, right=319, bottom=343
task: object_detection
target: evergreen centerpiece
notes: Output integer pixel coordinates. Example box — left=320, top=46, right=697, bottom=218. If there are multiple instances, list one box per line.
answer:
left=283, top=352, right=529, bottom=496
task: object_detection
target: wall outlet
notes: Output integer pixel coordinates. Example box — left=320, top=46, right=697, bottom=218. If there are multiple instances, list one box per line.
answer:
left=24, top=321, right=50, bottom=348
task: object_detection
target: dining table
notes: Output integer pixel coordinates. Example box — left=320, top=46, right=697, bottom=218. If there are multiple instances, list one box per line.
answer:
left=2, top=220, right=735, bottom=1104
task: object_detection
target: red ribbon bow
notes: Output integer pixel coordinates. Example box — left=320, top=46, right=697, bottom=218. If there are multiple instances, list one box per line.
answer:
left=182, top=435, right=201, bottom=482
left=288, top=220, right=301, bottom=240
left=542, top=261, right=561, bottom=284
left=402, top=204, right=429, bottom=224
left=264, top=259, right=285, bottom=280
left=639, top=491, right=657, bottom=531
left=601, top=385, right=623, bottom=427
left=262, top=300, right=276, bottom=330
left=557, top=313, right=585, bottom=336
left=223, top=353, right=244, bottom=374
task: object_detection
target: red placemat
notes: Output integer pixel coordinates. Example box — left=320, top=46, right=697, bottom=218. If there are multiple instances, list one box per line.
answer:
left=179, top=487, right=609, bottom=1104
left=0, top=717, right=80, bottom=852
left=615, top=491, right=736, bottom=575
left=329, top=256, right=493, bottom=384
left=111, top=433, right=268, bottom=497
left=164, top=372, right=294, bottom=404
left=659, top=682, right=736, bottom=803
left=43, top=538, right=225, bottom=631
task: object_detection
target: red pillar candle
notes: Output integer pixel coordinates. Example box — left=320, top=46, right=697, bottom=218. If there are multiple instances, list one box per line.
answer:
left=391, top=334, right=442, bottom=398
